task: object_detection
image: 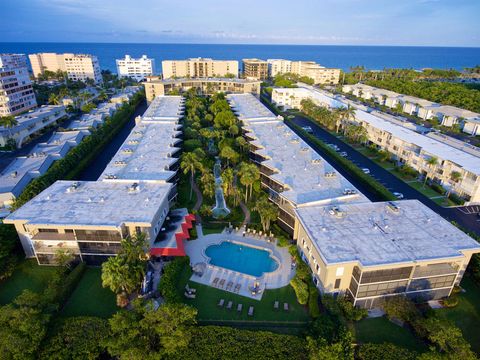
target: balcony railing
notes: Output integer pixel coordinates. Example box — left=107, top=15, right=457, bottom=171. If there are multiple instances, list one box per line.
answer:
left=32, top=232, right=76, bottom=241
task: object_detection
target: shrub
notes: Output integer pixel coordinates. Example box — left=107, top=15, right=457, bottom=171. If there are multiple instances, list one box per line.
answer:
left=337, top=296, right=368, bottom=321
left=44, top=262, right=86, bottom=308
left=308, top=286, right=320, bottom=318
left=442, top=296, right=459, bottom=308
left=357, top=343, right=417, bottom=360
left=159, top=257, right=190, bottom=303
left=290, top=277, right=309, bottom=305
left=430, top=182, right=445, bottom=195
left=381, top=295, right=421, bottom=323
left=184, top=139, right=202, bottom=152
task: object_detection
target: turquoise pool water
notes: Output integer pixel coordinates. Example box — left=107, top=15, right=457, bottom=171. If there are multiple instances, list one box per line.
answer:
left=205, top=241, right=278, bottom=277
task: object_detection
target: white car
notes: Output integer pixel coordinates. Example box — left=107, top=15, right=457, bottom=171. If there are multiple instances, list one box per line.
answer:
left=393, top=192, right=404, bottom=199
left=361, top=168, right=370, bottom=174
left=302, top=126, right=313, bottom=134
left=339, top=151, right=348, bottom=157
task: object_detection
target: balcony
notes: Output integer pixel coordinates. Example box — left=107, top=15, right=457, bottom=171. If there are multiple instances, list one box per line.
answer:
left=31, top=232, right=76, bottom=241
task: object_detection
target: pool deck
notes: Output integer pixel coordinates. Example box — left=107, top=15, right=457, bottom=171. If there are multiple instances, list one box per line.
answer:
left=184, top=227, right=295, bottom=300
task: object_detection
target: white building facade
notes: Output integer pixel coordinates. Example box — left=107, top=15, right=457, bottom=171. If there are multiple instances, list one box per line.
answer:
left=116, top=55, right=155, bottom=81
left=0, top=54, right=37, bottom=116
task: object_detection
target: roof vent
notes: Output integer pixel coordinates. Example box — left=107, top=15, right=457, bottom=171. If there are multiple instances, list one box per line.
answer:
left=114, top=161, right=127, bottom=166
left=129, top=182, right=139, bottom=192
left=10, top=171, right=17, bottom=178
left=311, top=159, right=321, bottom=164
left=343, top=189, right=357, bottom=195
left=122, top=148, right=133, bottom=153
left=67, top=182, right=80, bottom=193
left=386, top=201, right=400, bottom=213
left=328, top=206, right=345, bottom=218
left=325, top=171, right=336, bottom=178
left=99, top=196, right=105, bottom=203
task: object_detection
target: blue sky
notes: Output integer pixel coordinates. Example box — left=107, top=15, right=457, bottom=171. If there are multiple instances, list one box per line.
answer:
left=1, top=0, right=479, bottom=46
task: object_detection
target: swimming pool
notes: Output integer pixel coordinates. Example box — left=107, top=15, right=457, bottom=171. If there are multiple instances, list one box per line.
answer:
left=205, top=241, right=278, bottom=277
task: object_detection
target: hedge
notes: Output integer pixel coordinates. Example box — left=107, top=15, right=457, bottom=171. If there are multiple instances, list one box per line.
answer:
left=158, top=257, right=190, bottom=303
left=290, top=277, right=309, bottom=305
left=12, top=91, right=145, bottom=210
left=308, top=286, right=320, bottom=318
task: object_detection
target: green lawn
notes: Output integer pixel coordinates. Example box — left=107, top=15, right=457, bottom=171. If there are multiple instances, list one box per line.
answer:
left=0, top=259, right=59, bottom=304
left=176, top=176, right=197, bottom=211
left=202, top=224, right=226, bottom=235
left=354, top=316, right=427, bottom=352
left=437, top=276, right=480, bottom=354
left=178, top=267, right=309, bottom=324
left=60, top=267, right=117, bottom=318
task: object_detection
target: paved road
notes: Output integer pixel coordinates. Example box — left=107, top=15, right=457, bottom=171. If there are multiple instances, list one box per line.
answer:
left=76, top=99, right=147, bottom=181
left=287, top=113, right=480, bottom=237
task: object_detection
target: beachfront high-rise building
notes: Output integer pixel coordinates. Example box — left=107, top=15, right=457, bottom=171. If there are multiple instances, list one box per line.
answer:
left=161, top=58, right=238, bottom=79
left=116, top=55, right=155, bottom=81
left=267, top=59, right=341, bottom=84
left=242, top=58, right=268, bottom=80
left=0, top=54, right=37, bottom=116
left=29, top=53, right=103, bottom=84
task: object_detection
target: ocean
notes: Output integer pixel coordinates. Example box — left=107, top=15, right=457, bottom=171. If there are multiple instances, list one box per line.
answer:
left=1, top=42, right=479, bottom=73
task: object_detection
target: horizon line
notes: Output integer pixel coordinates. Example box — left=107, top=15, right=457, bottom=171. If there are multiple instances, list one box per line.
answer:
left=1, top=41, right=480, bottom=49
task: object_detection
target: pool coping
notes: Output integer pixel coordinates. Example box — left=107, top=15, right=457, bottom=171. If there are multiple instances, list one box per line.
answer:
left=201, top=239, right=282, bottom=279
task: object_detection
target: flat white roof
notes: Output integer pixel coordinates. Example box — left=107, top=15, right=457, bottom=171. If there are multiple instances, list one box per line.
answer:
left=5, top=180, right=172, bottom=227
left=0, top=105, right=65, bottom=135
left=142, top=96, right=184, bottom=122
left=156, top=77, right=260, bottom=85
left=244, top=120, right=368, bottom=206
left=295, top=200, right=480, bottom=267
left=227, top=93, right=278, bottom=122
left=297, top=85, right=480, bottom=175
left=100, top=122, right=181, bottom=182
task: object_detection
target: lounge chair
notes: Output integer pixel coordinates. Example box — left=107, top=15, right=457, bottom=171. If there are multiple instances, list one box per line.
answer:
left=274, top=300, right=279, bottom=309
left=212, top=277, right=219, bottom=287
left=248, top=306, right=254, bottom=316
left=184, top=291, right=196, bottom=299
left=284, top=303, right=289, bottom=311
left=217, top=299, right=225, bottom=307
left=226, top=281, right=234, bottom=291
left=234, top=283, right=241, bottom=293
left=237, top=303, right=243, bottom=312
left=185, top=284, right=197, bottom=293
left=219, top=279, right=226, bottom=288
left=226, top=301, right=233, bottom=310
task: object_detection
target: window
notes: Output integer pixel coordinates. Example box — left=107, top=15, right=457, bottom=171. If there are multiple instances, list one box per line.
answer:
left=334, top=279, right=341, bottom=289
left=336, top=267, right=344, bottom=277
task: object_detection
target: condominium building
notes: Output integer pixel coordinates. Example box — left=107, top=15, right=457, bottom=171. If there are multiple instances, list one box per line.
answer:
left=242, top=58, right=268, bottom=80
left=144, top=77, right=261, bottom=102
left=227, top=93, right=368, bottom=234
left=116, top=55, right=155, bottom=81
left=267, top=59, right=341, bottom=84
left=272, top=85, right=480, bottom=204
left=0, top=105, right=66, bottom=148
left=5, top=96, right=190, bottom=265
left=227, top=93, right=480, bottom=307
left=343, top=83, right=480, bottom=131
left=294, top=200, right=480, bottom=308
left=0, top=130, right=89, bottom=207
left=0, top=54, right=37, bottom=116
left=29, top=53, right=103, bottom=84
left=161, top=58, right=238, bottom=79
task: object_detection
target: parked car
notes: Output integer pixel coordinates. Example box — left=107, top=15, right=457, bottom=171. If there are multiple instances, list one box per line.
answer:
left=327, top=144, right=340, bottom=151
left=302, top=126, right=313, bottom=134
left=393, top=192, right=404, bottom=199
left=340, top=151, right=348, bottom=157
left=361, top=168, right=370, bottom=174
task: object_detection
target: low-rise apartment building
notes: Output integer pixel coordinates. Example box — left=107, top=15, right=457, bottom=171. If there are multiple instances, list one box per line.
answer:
left=228, top=93, right=368, bottom=234
left=267, top=59, right=341, bottom=84
left=343, top=83, right=480, bottom=132
left=144, top=77, right=261, bottom=102
left=273, top=85, right=480, bottom=204
left=227, top=93, right=480, bottom=307
left=5, top=95, right=188, bottom=265
left=29, top=53, right=103, bottom=84
left=161, top=58, right=238, bottom=79
left=294, top=200, right=480, bottom=308
left=0, top=54, right=37, bottom=116
left=0, top=105, right=66, bottom=148
left=116, top=55, right=155, bottom=81
left=0, top=130, right=89, bottom=207
left=242, top=59, right=268, bottom=80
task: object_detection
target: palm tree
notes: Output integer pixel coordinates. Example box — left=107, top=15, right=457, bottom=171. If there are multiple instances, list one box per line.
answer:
left=199, top=171, right=215, bottom=199
left=254, top=196, right=279, bottom=233
left=221, top=168, right=235, bottom=198
left=180, top=152, right=202, bottom=200
left=0, top=115, right=18, bottom=145
left=48, top=93, right=60, bottom=105
left=423, top=156, right=439, bottom=187
left=238, top=162, right=260, bottom=202
left=446, top=171, right=462, bottom=199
